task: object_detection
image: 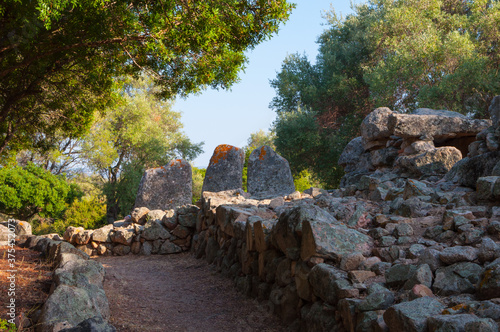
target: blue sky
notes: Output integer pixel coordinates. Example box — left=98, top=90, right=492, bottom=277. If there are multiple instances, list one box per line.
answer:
left=176, top=1, right=356, bottom=168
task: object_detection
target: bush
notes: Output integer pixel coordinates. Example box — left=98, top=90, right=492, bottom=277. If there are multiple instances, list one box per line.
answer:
left=0, top=163, right=82, bottom=220
left=32, top=194, right=107, bottom=235
left=192, top=167, right=206, bottom=204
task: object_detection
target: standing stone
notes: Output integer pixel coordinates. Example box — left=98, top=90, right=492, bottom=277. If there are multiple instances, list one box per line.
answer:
left=247, top=145, right=295, bottom=198
left=134, top=159, right=192, bottom=210
left=202, top=144, right=244, bottom=193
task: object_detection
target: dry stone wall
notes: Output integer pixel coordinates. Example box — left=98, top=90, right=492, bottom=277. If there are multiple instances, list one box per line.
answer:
left=62, top=205, right=199, bottom=257
left=16, top=235, right=115, bottom=331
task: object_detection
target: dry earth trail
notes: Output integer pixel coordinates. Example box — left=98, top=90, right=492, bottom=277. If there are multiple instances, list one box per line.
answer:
left=97, top=253, right=287, bottom=332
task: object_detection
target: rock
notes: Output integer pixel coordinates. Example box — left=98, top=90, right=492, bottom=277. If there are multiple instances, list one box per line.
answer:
left=308, top=263, right=348, bottom=304
left=141, top=219, right=170, bottom=241
left=14, top=220, right=32, bottom=236
left=396, top=146, right=462, bottom=176
left=39, top=285, right=104, bottom=331
left=177, top=205, right=199, bottom=228
left=300, top=206, right=373, bottom=261
left=92, top=225, right=113, bottom=243
left=59, top=316, right=116, bottom=332
left=140, top=241, right=152, bottom=256
left=439, top=246, right=479, bottom=265
left=427, top=314, right=481, bottom=332
left=383, top=296, right=445, bottom=332
left=476, top=176, right=500, bottom=200
left=411, top=284, right=434, bottom=299
left=147, top=210, right=166, bottom=223
left=112, top=244, right=131, bottom=256
left=301, top=302, right=340, bottom=332
left=445, top=151, right=500, bottom=188
left=159, top=240, right=182, bottom=254
left=464, top=318, right=499, bottom=332
left=63, top=226, right=85, bottom=244
left=340, top=252, right=366, bottom=271
left=74, top=230, right=93, bottom=245
left=361, top=107, right=395, bottom=144
left=109, top=227, right=134, bottom=245
left=247, top=146, right=295, bottom=198
left=294, top=262, right=312, bottom=301
left=390, top=112, right=490, bottom=140
left=403, top=264, right=433, bottom=290
left=385, top=264, right=417, bottom=288
left=171, top=224, right=191, bottom=239
left=134, top=159, right=192, bottom=210
left=348, top=270, right=376, bottom=283
left=357, top=283, right=395, bottom=311
left=433, top=262, right=483, bottom=296
left=130, top=207, right=149, bottom=224
left=339, top=137, right=374, bottom=173
left=479, top=238, right=500, bottom=263
left=489, top=95, right=500, bottom=127
left=478, top=259, right=500, bottom=300
left=202, top=144, right=244, bottom=193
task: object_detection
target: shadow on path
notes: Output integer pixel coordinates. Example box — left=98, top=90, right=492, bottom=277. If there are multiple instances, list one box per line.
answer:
left=97, top=253, right=287, bottom=332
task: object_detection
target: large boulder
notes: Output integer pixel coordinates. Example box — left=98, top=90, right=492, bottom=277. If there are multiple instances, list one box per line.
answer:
left=396, top=146, right=462, bottom=176
left=300, top=206, right=373, bottom=261
left=134, top=159, right=192, bottom=210
left=361, top=107, right=395, bottom=144
left=202, top=144, right=244, bottom=193
left=39, top=285, right=104, bottom=331
left=247, top=145, right=295, bottom=198
left=338, top=137, right=374, bottom=173
left=445, top=151, right=500, bottom=188
left=390, top=112, right=490, bottom=141
left=383, top=297, right=445, bottom=332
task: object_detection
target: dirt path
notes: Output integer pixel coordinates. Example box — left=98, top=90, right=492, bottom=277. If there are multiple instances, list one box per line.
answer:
left=96, top=253, right=287, bottom=332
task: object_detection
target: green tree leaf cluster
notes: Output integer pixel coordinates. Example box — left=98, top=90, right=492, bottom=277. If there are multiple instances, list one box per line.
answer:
left=271, top=0, right=500, bottom=187
left=0, top=0, right=294, bottom=158
left=82, top=75, right=203, bottom=220
left=0, top=163, right=81, bottom=220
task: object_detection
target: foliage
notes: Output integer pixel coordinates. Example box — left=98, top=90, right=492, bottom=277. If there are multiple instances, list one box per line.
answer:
left=0, top=318, right=16, bottom=332
left=64, top=195, right=107, bottom=230
left=82, top=75, right=203, bottom=220
left=0, top=0, right=294, bottom=159
left=293, top=169, right=322, bottom=192
left=270, top=0, right=500, bottom=187
left=192, top=166, right=206, bottom=204
left=0, top=163, right=81, bottom=220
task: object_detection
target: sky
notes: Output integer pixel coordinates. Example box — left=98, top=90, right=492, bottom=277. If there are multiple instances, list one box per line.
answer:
left=176, top=1, right=357, bottom=168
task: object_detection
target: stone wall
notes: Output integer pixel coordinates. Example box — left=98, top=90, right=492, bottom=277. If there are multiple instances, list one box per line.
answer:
left=62, top=205, right=199, bottom=257
left=17, top=235, right=115, bottom=331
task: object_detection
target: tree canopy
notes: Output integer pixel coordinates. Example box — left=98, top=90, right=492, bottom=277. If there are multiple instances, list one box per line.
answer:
left=0, top=0, right=294, bottom=158
left=271, top=0, right=500, bottom=188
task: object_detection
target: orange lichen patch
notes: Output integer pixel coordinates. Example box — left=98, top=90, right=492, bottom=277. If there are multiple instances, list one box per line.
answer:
left=259, top=146, right=267, bottom=160
left=442, top=303, right=469, bottom=315
left=479, top=268, right=493, bottom=289
left=209, top=144, right=237, bottom=165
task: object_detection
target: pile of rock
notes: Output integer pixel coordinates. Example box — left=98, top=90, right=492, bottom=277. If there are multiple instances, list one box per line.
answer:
left=189, top=99, right=500, bottom=331
left=62, top=205, right=199, bottom=257
left=17, top=235, right=115, bottom=331
left=340, top=107, right=490, bottom=186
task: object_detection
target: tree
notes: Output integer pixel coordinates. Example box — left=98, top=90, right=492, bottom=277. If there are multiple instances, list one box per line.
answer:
left=83, top=75, right=203, bottom=221
left=0, top=163, right=81, bottom=220
left=270, top=0, right=500, bottom=187
left=0, top=0, right=294, bottom=158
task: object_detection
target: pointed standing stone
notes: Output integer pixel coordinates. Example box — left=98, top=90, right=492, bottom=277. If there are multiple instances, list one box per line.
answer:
left=202, top=144, right=244, bottom=193
left=135, top=159, right=192, bottom=210
left=247, top=145, right=295, bottom=198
